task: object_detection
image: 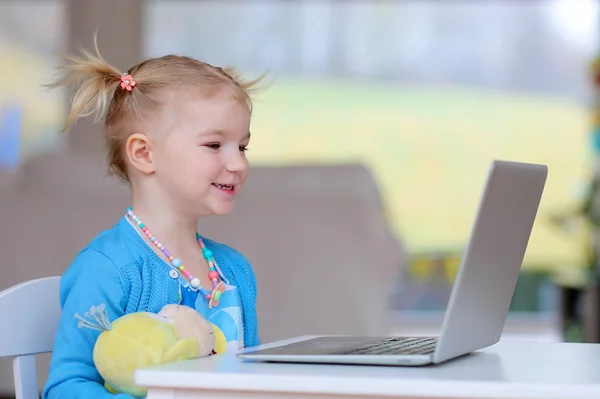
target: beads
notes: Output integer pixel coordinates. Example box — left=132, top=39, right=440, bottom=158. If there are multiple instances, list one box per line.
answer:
left=125, top=207, right=223, bottom=306
left=202, top=248, right=213, bottom=260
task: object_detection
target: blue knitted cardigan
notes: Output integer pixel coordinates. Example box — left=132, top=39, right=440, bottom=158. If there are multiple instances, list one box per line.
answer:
left=42, top=216, right=260, bottom=399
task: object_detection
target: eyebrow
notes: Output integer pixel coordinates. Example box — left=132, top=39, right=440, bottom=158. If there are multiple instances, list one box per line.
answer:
left=201, top=129, right=225, bottom=137
left=201, top=129, right=251, bottom=140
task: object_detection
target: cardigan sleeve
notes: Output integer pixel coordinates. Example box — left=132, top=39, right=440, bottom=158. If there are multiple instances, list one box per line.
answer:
left=42, top=248, right=138, bottom=399
left=228, top=246, right=261, bottom=347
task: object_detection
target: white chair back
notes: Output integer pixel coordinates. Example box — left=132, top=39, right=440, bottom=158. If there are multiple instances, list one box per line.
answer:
left=0, top=277, right=61, bottom=399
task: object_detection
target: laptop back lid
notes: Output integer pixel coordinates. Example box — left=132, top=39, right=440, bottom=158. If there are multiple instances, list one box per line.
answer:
left=433, top=160, right=547, bottom=363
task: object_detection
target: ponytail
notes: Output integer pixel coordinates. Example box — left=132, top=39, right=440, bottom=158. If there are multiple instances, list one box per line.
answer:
left=46, top=36, right=123, bottom=131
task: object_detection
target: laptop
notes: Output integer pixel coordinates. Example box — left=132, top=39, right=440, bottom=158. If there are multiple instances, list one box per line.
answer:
left=237, top=160, right=548, bottom=366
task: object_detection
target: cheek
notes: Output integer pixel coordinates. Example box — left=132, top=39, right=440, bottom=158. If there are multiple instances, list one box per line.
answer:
left=155, top=142, right=185, bottom=171
left=184, top=154, right=220, bottom=181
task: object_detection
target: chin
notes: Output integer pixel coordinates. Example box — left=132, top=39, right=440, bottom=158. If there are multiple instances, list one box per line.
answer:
left=208, top=204, right=236, bottom=217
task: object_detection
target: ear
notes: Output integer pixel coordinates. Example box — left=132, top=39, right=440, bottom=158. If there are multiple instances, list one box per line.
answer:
left=125, top=133, right=155, bottom=175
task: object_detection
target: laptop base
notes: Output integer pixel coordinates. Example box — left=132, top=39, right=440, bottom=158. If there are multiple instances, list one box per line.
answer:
left=237, top=336, right=438, bottom=366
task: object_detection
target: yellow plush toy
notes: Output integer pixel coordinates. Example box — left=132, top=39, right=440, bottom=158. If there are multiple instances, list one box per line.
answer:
left=75, top=303, right=215, bottom=398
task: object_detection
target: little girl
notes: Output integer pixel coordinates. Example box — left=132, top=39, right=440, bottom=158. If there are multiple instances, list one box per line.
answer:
left=42, top=40, right=263, bottom=399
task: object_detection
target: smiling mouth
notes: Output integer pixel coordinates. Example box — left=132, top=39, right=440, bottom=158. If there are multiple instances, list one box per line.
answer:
left=212, top=183, right=234, bottom=191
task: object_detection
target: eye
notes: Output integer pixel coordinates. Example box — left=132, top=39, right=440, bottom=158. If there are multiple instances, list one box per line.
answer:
left=205, top=143, right=220, bottom=150
left=239, top=145, right=249, bottom=152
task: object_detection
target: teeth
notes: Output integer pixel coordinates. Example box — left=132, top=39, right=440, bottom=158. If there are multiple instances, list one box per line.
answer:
left=214, top=184, right=233, bottom=191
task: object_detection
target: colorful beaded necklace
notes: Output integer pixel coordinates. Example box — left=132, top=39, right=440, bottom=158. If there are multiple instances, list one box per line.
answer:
left=126, top=207, right=226, bottom=309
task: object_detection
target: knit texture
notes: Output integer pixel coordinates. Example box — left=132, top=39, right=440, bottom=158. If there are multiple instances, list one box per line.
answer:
left=42, top=216, right=260, bottom=399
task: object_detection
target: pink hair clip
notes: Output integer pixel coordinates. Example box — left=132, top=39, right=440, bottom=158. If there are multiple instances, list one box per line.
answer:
left=120, top=73, right=136, bottom=91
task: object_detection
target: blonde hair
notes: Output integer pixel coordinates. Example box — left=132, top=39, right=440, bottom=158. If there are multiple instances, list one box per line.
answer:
left=47, top=38, right=264, bottom=183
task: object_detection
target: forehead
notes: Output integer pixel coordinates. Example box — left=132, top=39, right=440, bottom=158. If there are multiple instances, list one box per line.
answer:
left=157, top=87, right=251, bottom=136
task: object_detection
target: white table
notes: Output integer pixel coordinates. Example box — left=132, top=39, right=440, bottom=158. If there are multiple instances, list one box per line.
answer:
left=135, top=336, right=600, bottom=399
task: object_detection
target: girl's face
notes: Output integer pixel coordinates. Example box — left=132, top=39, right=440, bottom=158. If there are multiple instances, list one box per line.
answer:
left=152, top=89, right=251, bottom=217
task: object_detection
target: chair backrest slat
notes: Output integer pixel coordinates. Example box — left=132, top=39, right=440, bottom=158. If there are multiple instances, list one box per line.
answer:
left=13, top=355, right=39, bottom=399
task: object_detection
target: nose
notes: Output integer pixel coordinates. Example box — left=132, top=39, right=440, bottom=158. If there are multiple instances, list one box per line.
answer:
left=225, top=150, right=248, bottom=174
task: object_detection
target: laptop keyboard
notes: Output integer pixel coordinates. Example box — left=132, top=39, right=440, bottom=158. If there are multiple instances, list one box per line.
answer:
left=338, top=337, right=438, bottom=356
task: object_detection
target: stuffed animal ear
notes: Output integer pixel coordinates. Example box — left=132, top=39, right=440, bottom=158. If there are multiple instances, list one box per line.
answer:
left=74, top=304, right=113, bottom=331
left=161, top=338, right=199, bottom=364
